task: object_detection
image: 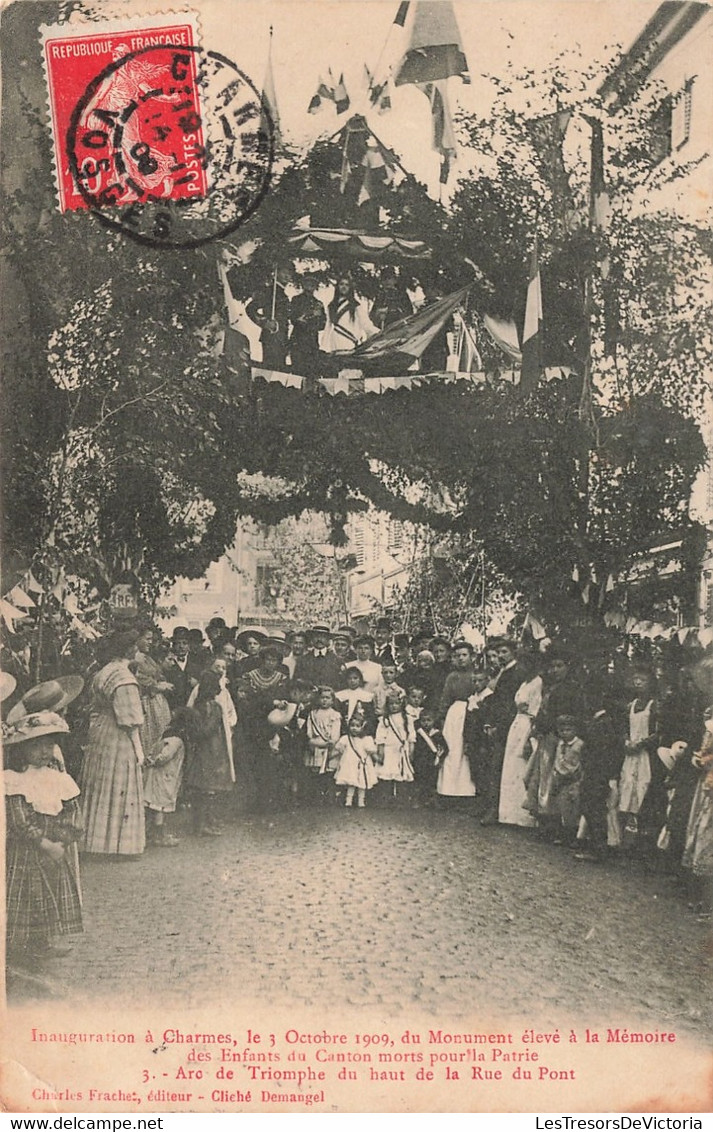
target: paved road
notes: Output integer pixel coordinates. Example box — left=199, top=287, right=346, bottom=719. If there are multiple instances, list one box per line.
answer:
left=8, top=804, right=712, bottom=1042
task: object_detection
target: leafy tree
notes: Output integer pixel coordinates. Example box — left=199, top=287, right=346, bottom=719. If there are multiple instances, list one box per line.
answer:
left=1, top=5, right=707, bottom=645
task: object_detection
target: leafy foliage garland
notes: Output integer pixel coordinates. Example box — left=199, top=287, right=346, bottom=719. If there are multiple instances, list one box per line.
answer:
left=1, top=5, right=708, bottom=630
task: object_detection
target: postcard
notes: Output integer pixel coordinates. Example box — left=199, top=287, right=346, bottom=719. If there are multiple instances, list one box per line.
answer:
left=1, top=0, right=712, bottom=1116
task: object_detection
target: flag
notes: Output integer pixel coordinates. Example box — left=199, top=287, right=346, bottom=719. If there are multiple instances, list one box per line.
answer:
left=520, top=239, right=543, bottom=396
left=584, top=114, right=618, bottom=355
left=365, top=65, right=392, bottom=113
left=334, top=73, right=350, bottom=114
left=584, top=115, right=611, bottom=231
left=525, top=109, right=574, bottom=229
left=308, top=74, right=334, bottom=114
left=353, top=286, right=471, bottom=361
left=394, top=1, right=470, bottom=86
left=358, top=143, right=395, bottom=205
left=482, top=314, right=522, bottom=363
left=262, top=29, right=282, bottom=150
left=418, top=79, right=457, bottom=182
left=394, top=0, right=410, bottom=26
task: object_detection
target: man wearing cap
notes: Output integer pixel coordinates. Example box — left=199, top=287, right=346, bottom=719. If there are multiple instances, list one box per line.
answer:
left=162, top=628, right=203, bottom=709
left=331, top=628, right=356, bottom=668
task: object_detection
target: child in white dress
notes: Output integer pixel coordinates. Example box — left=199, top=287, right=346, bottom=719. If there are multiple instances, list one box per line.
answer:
left=333, top=714, right=379, bottom=808
left=376, top=692, right=414, bottom=802
left=306, top=687, right=343, bottom=774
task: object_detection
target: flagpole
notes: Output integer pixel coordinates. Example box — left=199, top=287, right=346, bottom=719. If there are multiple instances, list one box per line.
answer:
left=270, top=266, right=278, bottom=323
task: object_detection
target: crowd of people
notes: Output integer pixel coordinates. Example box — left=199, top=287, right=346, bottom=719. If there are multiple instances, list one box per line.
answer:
left=3, top=612, right=712, bottom=968
left=235, top=267, right=450, bottom=377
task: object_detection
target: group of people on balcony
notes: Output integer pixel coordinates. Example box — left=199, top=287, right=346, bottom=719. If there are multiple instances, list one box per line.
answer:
left=243, top=267, right=425, bottom=374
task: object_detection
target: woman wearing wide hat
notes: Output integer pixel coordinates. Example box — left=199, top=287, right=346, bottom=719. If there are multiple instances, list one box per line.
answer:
left=235, top=626, right=267, bottom=678
left=4, top=711, right=84, bottom=961
left=81, top=629, right=146, bottom=856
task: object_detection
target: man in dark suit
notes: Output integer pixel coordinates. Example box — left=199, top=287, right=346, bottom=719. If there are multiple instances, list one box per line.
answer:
left=301, top=625, right=344, bottom=690
left=162, top=627, right=203, bottom=710
left=246, top=266, right=291, bottom=370
left=373, top=617, right=395, bottom=667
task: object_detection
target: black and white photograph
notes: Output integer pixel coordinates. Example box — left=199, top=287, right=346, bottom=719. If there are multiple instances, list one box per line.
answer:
left=1, top=0, right=712, bottom=1115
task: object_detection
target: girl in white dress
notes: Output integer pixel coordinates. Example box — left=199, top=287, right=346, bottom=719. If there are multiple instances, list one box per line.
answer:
left=321, top=276, right=378, bottom=353
left=333, top=714, right=379, bottom=808
left=376, top=692, right=415, bottom=800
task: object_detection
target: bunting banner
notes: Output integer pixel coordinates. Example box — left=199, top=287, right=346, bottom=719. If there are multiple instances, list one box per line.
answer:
left=394, top=1, right=470, bottom=86
left=8, top=585, right=35, bottom=609
left=0, top=599, right=28, bottom=630
left=365, top=65, right=392, bottom=113
left=307, top=74, right=334, bottom=114
left=602, top=612, right=711, bottom=648
left=249, top=365, right=576, bottom=395
left=287, top=224, right=429, bottom=260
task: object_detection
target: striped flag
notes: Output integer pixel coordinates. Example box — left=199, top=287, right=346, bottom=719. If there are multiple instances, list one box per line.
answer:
left=262, top=29, right=281, bottom=150
left=353, top=286, right=471, bottom=361
left=418, top=79, right=457, bottom=183
left=394, top=1, right=470, bottom=86
left=308, top=75, right=335, bottom=114
left=520, top=239, right=543, bottom=395
left=333, top=73, right=350, bottom=114
left=365, top=65, right=392, bottom=113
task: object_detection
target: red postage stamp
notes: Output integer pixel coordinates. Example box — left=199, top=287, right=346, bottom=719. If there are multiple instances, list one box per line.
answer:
left=41, top=14, right=207, bottom=214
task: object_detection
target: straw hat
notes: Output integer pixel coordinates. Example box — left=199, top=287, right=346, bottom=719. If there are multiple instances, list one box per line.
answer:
left=3, top=710, right=70, bottom=745
left=236, top=626, right=267, bottom=650
left=7, top=675, right=84, bottom=724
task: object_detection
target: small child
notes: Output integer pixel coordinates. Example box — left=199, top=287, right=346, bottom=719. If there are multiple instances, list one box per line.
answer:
left=4, top=712, right=84, bottom=962
left=412, top=709, right=445, bottom=807
left=186, top=670, right=235, bottom=836
left=333, top=713, right=379, bottom=808
left=304, top=686, right=342, bottom=803
left=144, top=710, right=194, bottom=847
left=375, top=691, right=415, bottom=803
left=551, top=713, right=584, bottom=847
left=404, top=684, right=425, bottom=741
left=374, top=662, right=406, bottom=717
left=335, top=667, right=377, bottom=735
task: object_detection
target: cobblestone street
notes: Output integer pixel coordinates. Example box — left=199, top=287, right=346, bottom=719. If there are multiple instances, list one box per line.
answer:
left=9, top=804, right=712, bottom=1045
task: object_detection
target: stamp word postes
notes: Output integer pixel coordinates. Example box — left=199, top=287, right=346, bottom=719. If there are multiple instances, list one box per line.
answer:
left=43, top=19, right=273, bottom=248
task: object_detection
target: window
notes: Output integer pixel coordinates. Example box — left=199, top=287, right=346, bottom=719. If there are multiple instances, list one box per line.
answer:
left=671, top=78, right=694, bottom=151
left=255, top=564, right=279, bottom=607
left=649, top=94, right=673, bottom=165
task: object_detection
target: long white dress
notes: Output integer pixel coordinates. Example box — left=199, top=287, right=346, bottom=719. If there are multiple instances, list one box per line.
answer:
left=498, top=676, right=542, bottom=826
left=619, top=699, right=654, bottom=814
left=320, top=298, right=378, bottom=353
left=437, top=701, right=475, bottom=797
